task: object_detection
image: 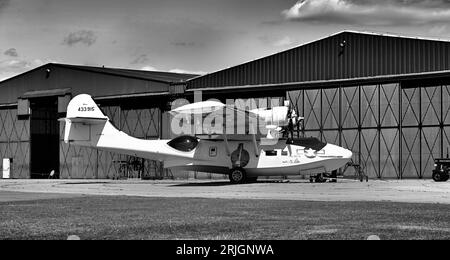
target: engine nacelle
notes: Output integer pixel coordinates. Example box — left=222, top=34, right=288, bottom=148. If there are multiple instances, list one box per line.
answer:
left=251, top=106, right=289, bottom=127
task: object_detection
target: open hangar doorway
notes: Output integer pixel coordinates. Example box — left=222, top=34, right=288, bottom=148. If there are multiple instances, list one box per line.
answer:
left=28, top=96, right=60, bottom=179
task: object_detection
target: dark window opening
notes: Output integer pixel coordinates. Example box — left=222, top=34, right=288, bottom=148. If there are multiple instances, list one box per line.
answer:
left=281, top=151, right=289, bottom=156
left=209, top=146, right=217, bottom=157
left=287, top=137, right=327, bottom=151
left=167, top=135, right=199, bottom=152
left=265, top=150, right=278, bottom=156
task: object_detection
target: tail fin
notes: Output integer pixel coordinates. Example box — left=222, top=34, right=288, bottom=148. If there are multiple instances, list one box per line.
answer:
left=66, top=94, right=107, bottom=120
left=60, top=94, right=113, bottom=147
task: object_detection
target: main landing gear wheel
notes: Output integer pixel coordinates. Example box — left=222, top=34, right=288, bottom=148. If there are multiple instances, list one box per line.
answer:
left=229, top=168, right=247, bottom=184
left=314, top=174, right=326, bottom=183
left=330, top=170, right=338, bottom=183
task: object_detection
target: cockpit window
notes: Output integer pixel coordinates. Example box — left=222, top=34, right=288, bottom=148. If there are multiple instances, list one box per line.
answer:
left=167, top=136, right=199, bottom=152
left=287, top=137, right=327, bottom=151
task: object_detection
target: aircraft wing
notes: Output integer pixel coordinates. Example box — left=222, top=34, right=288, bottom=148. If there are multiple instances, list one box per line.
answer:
left=170, top=101, right=297, bottom=137
left=170, top=101, right=226, bottom=115
left=170, top=101, right=265, bottom=135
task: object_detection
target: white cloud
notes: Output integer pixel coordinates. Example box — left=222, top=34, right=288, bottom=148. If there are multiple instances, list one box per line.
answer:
left=258, top=35, right=296, bottom=48
left=283, top=0, right=450, bottom=26
left=430, top=25, right=448, bottom=35
left=140, top=65, right=159, bottom=71
left=0, top=58, right=50, bottom=81
left=140, top=65, right=205, bottom=75
left=0, top=59, right=32, bottom=70
left=169, top=68, right=206, bottom=75
left=273, top=36, right=294, bottom=47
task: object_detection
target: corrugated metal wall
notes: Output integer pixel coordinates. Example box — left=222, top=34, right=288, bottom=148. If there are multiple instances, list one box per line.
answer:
left=188, top=31, right=450, bottom=90
left=287, top=82, right=450, bottom=179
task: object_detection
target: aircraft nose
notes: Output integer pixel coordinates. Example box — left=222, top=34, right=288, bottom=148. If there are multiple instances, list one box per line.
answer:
left=342, top=148, right=353, bottom=159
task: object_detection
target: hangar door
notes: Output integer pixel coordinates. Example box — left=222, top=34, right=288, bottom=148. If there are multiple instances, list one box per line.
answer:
left=30, top=97, right=59, bottom=179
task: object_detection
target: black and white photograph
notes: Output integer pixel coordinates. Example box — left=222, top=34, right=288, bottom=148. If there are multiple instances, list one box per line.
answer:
left=1, top=0, right=450, bottom=246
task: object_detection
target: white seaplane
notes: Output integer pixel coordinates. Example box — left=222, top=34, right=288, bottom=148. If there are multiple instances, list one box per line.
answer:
left=60, top=94, right=353, bottom=184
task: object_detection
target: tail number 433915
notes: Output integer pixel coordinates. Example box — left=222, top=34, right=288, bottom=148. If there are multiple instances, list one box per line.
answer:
left=78, top=107, right=95, bottom=112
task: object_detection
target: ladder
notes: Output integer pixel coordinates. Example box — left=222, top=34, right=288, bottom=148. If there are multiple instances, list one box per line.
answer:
left=342, top=159, right=368, bottom=182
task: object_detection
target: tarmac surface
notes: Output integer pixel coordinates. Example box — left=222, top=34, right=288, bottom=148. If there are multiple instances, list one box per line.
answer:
left=0, top=190, right=83, bottom=202
left=0, top=179, right=449, bottom=204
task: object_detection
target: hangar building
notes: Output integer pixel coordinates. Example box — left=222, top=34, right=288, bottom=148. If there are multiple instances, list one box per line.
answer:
left=0, top=63, right=196, bottom=179
left=1, top=30, right=450, bottom=179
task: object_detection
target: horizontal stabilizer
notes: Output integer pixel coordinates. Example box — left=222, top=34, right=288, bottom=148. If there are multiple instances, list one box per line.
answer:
left=59, top=117, right=108, bottom=124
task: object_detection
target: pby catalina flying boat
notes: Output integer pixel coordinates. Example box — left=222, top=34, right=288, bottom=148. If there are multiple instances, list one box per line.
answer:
left=60, top=94, right=353, bottom=184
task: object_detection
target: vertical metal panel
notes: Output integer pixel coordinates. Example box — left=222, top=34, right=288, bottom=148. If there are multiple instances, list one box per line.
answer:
left=341, top=130, right=360, bottom=175
left=17, top=99, right=30, bottom=116
left=303, top=131, right=321, bottom=140
left=58, top=95, right=72, bottom=114
left=303, top=89, right=321, bottom=130
left=421, top=86, right=441, bottom=126
left=322, top=88, right=339, bottom=130
left=361, top=129, right=379, bottom=178
left=401, top=128, right=421, bottom=178
left=300, top=44, right=306, bottom=81
left=326, top=38, right=333, bottom=80
left=361, top=85, right=379, bottom=128
left=380, top=84, right=399, bottom=127
left=443, top=85, right=450, bottom=125
left=341, top=86, right=359, bottom=129
left=346, top=34, right=353, bottom=78
left=322, top=130, right=339, bottom=145
left=402, top=88, right=421, bottom=126
left=422, top=127, right=441, bottom=178
left=444, top=127, right=450, bottom=157
left=380, top=129, right=400, bottom=178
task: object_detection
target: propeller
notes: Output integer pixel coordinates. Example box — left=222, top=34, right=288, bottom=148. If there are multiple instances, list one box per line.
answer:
left=285, top=100, right=303, bottom=138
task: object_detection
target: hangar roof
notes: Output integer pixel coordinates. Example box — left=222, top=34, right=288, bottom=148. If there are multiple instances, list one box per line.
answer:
left=0, top=63, right=198, bottom=105
left=187, top=30, right=450, bottom=91
left=1, top=63, right=197, bottom=85
left=53, top=64, right=197, bottom=83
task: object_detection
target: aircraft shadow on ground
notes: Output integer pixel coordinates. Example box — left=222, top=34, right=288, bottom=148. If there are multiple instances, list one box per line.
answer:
left=62, top=182, right=111, bottom=185
left=170, top=182, right=233, bottom=187
left=170, top=180, right=299, bottom=187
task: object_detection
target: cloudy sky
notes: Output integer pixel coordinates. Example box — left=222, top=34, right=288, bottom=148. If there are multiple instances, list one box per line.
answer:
left=1, top=0, right=450, bottom=81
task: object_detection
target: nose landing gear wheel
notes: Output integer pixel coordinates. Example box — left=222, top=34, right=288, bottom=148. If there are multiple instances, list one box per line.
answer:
left=229, top=168, right=246, bottom=184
